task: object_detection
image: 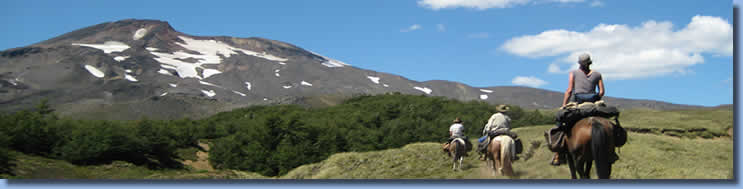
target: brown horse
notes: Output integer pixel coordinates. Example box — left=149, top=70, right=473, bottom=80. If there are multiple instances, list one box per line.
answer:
left=447, top=138, right=466, bottom=170
left=486, top=135, right=514, bottom=177
left=565, top=116, right=616, bottom=179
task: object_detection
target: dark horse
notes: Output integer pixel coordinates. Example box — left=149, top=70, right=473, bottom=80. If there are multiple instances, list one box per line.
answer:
left=565, top=116, right=616, bottom=179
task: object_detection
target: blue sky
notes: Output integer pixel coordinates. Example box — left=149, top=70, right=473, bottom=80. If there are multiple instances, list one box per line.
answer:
left=0, top=0, right=734, bottom=106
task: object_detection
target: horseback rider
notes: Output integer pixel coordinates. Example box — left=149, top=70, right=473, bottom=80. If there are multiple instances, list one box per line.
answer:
left=477, top=105, right=512, bottom=160
left=548, top=53, right=617, bottom=166
left=446, top=117, right=472, bottom=156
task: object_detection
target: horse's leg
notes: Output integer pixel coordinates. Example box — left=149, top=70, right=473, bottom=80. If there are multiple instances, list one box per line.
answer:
left=575, top=155, right=589, bottom=179
left=458, top=156, right=463, bottom=170
left=494, top=142, right=503, bottom=176
left=502, top=139, right=514, bottom=176
left=490, top=157, right=497, bottom=176
left=585, top=157, right=593, bottom=179
left=454, top=154, right=458, bottom=170
left=566, top=152, right=577, bottom=179
left=502, top=152, right=512, bottom=176
left=451, top=145, right=457, bottom=170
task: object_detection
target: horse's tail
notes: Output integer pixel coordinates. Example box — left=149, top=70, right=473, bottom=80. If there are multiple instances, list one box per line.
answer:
left=453, top=139, right=464, bottom=161
left=499, top=136, right=514, bottom=176
left=591, top=118, right=611, bottom=179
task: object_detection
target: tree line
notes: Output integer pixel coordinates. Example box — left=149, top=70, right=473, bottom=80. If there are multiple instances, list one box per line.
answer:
left=0, top=94, right=553, bottom=177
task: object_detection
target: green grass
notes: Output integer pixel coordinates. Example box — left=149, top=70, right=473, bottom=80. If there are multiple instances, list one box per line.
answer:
left=5, top=152, right=268, bottom=179
left=175, top=147, right=199, bottom=162
left=620, top=109, right=733, bottom=136
left=282, top=124, right=733, bottom=179
left=282, top=142, right=486, bottom=179
left=2, top=108, right=733, bottom=179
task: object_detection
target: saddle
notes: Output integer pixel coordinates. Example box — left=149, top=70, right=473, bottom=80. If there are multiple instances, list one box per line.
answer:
left=546, top=101, right=627, bottom=152
left=478, top=129, right=523, bottom=155
left=443, top=137, right=473, bottom=155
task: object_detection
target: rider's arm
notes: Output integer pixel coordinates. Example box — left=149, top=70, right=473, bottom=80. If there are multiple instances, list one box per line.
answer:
left=562, top=72, right=574, bottom=107
left=598, top=77, right=605, bottom=99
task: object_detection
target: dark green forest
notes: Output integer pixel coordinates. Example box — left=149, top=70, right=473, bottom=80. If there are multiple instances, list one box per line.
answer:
left=0, top=94, right=553, bottom=177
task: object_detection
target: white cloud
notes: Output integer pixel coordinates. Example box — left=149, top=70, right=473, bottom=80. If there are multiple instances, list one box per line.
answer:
left=501, top=15, right=732, bottom=80
left=512, top=76, right=548, bottom=88
left=417, top=0, right=588, bottom=10
left=418, top=0, right=530, bottom=10
left=437, top=24, right=446, bottom=32
left=548, top=63, right=571, bottom=73
left=551, top=0, right=584, bottom=2
left=589, top=0, right=604, bottom=7
left=467, top=32, right=490, bottom=39
left=401, top=24, right=422, bottom=32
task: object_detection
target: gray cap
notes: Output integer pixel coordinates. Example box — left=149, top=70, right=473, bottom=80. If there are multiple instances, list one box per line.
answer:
left=578, top=53, right=592, bottom=65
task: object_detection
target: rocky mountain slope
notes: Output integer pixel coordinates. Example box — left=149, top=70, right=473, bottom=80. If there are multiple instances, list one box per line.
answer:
left=0, top=19, right=700, bottom=120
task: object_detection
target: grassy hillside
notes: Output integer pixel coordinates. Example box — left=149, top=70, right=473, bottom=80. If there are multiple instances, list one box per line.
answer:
left=3, top=149, right=270, bottom=179
left=283, top=124, right=733, bottom=179
left=620, top=108, right=733, bottom=137
left=282, top=108, right=734, bottom=179
left=0, top=96, right=733, bottom=179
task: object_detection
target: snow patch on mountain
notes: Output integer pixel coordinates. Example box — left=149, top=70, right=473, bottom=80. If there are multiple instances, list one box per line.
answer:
left=125, top=74, right=138, bottom=82
left=321, top=59, right=347, bottom=68
left=367, top=76, right=380, bottom=84
left=160, top=92, right=168, bottom=96
left=283, top=85, right=292, bottom=89
left=84, top=65, right=105, bottom=78
left=150, top=51, right=203, bottom=79
left=480, top=89, right=493, bottom=93
left=309, top=51, right=350, bottom=68
left=202, top=69, right=222, bottom=79
left=301, top=81, right=313, bottom=87
left=169, top=83, right=177, bottom=87
left=148, top=36, right=287, bottom=80
left=413, top=86, right=432, bottom=95
left=245, top=82, right=252, bottom=90
left=133, top=28, right=148, bottom=40
left=114, top=56, right=129, bottom=62
left=125, top=69, right=133, bottom=73
left=232, top=90, right=246, bottom=97
left=158, top=69, right=174, bottom=76
left=383, top=84, right=389, bottom=88
left=201, top=90, right=216, bottom=97
left=146, top=47, right=159, bottom=51
left=72, top=41, right=130, bottom=54
left=246, top=51, right=288, bottom=62
left=480, top=94, right=488, bottom=100
left=199, top=81, right=221, bottom=88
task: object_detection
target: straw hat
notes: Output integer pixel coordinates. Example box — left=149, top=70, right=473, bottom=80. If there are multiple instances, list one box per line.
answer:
left=496, top=104, right=511, bottom=113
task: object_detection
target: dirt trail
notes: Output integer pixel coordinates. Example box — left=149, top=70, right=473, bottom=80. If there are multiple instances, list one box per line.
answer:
left=479, top=160, right=495, bottom=178
left=183, top=141, right=214, bottom=172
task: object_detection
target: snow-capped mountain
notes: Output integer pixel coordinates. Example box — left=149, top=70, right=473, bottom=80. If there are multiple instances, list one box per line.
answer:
left=0, top=19, right=698, bottom=120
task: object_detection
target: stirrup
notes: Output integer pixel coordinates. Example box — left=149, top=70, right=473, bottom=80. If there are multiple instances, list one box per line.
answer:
left=550, top=154, right=562, bottom=166
left=550, top=159, right=561, bottom=166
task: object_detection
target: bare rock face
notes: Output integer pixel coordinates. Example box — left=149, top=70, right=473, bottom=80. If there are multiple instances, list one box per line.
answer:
left=0, top=19, right=699, bottom=120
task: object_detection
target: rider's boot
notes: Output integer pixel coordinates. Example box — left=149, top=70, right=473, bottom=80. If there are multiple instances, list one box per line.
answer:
left=609, top=150, right=619, bottom=164
left=550, top=152, right=560, bottom=166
